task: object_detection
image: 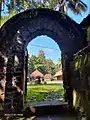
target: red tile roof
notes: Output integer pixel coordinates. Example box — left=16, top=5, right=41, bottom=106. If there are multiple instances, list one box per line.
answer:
left=30, top=69, right=44, bottom=78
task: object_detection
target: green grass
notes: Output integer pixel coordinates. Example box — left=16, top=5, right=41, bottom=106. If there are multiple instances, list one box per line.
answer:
left=26, top=82, right=64, bottom=102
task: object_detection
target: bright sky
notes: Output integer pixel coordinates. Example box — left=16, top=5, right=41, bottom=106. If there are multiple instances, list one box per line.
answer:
left=27, top=35, right=61, bottom=63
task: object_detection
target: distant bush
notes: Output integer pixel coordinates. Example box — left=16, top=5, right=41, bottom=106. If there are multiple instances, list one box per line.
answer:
left=44, top=81, right=47, bottom=84
left=51, top=78, right=54, bottom=81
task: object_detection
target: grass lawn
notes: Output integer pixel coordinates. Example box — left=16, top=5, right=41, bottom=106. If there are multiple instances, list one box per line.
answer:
left=26, top=81, right=64, bottom=102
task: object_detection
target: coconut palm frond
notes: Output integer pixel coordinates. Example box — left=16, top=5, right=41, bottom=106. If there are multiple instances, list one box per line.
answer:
left=79, top=0, right=87, bottom=8
left=68, top=0, right=87, bottom=14
left=68, top=2, right=81, bottom=14
left=67, top=2, right=76, bottom=13
left=77, top=2, right=87, bottom=12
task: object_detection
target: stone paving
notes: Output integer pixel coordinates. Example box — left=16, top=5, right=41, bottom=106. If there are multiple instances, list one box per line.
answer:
left=30, top=100, right=68, bottom=107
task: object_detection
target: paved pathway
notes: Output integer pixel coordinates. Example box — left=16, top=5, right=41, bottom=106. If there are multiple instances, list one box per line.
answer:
left=30, top=100, right=68, bottom=107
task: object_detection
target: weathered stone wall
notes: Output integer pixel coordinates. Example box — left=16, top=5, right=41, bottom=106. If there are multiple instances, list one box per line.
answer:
left=71, top=48, right=90, bottom=119
left=0, top=54, right=7, bottom=110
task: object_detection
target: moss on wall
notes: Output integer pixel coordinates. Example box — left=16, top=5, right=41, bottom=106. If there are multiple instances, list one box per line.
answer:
left=71, top=52, right=90, bottom=119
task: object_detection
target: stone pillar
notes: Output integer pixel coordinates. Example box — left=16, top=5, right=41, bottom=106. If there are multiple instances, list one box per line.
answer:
left=13, top=47, right=27, bottom=109
left=4, top=54, right=15, bottom=114
left=14, top=50, right=24, bottom=113
left=4, top=50, right=24, bottom=114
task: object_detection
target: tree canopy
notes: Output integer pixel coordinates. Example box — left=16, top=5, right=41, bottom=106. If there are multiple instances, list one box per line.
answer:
left=28, top=50, right=62, bottom=75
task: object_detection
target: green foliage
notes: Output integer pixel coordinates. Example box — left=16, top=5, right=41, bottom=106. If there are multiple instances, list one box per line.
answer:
left=1, top=16, right=9, bottom=27
left=28, top=56, right=35, bottom=74
left=71, top=53, right=90, bottom=119
left=55, top=58, right=62, bottom=71
left=28, top=50, right=61, bottom=75
left=72, top=53, right=90, bottom=71
left=45, top=58, right=55, bottom=74
left=0, top=9, right=18, bottom=27
left=74, top=55, right=82, bottom=71
left=38, top=50, right=45, bottom=59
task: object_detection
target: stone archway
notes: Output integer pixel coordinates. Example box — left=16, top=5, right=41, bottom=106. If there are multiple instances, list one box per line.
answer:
left=0, top=8, right=85, bottom=114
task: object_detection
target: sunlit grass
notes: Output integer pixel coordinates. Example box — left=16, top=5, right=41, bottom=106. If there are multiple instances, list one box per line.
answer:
left=26, top=82, right=64, bottom=102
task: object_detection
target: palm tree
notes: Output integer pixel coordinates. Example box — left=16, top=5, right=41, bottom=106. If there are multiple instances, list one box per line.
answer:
left=55, top=0, right=87, bottom=15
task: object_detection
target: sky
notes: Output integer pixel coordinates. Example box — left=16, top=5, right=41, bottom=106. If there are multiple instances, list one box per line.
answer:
left=27, top=35, right=61, bottom=63
left=1, top=0, right=90, bottom=63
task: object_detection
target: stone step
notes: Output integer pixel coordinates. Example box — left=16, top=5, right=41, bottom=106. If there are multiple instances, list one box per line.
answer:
left=24, top=101, right=75, bottom=116
left=30, top=100, right=67, bottom=107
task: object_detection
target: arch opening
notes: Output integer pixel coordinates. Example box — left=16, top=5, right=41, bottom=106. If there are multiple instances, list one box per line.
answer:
left=26, top=35, right=64, bottom=105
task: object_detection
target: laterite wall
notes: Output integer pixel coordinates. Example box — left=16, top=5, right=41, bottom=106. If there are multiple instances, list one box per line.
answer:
left=71, top=47, right=90, bottom=119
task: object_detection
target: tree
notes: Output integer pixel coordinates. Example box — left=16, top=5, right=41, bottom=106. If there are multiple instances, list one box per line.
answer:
left=55, top=58, right=62, bottom=72
left=28, top=49, right=58, bottom=75
left=45, top=58, right=56, bottom=74
left=38, top=50, right=45, bottom=59
left=55, top=0, right=87, bottom=15
left=28, top=50, right=63, bottom=75
left=57, top=58, right=62, bottom=69
left=28, top=52, right=46, bottom=74
left=37, top=50, right=46, bottom=74
left=28, top=56, right=35, bottom=74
